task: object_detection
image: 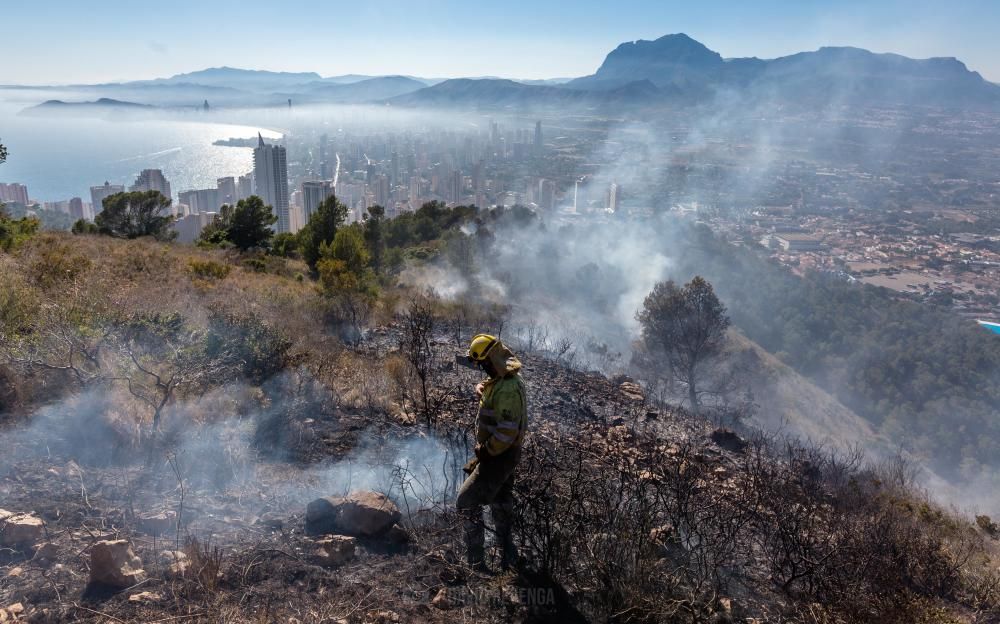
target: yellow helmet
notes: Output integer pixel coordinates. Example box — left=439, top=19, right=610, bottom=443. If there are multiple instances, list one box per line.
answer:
left=468, top=334, right=499, bottom=362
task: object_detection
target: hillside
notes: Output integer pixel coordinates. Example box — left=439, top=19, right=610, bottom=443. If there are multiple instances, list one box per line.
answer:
left=2, top=225, right=1000, bottom=622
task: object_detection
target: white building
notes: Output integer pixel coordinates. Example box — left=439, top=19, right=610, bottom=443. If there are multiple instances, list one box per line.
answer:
left=253, top=134, right=289, bottom=232
left=130, top=169, right=172, bottom=201
left=89, top=181, right=124, bottom=215
left=301, top=180, right=334, bottom=222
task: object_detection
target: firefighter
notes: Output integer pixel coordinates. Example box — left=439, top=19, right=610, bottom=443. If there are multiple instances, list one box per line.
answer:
left=455, top=333, right=527, bottom=571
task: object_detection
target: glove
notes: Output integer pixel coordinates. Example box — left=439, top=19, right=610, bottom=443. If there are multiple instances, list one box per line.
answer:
left=463, top=456, right=480, bottom=475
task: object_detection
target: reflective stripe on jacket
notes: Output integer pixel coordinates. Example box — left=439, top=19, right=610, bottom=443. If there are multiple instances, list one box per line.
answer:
left=476, top=373, right=527, bottom=457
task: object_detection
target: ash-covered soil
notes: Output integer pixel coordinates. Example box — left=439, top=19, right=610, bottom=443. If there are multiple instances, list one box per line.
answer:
left=1, top=330, right=724, bottom=623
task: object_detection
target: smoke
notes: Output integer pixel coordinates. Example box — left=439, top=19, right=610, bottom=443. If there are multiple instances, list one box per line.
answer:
left=0, top=370, right=461, bottom=525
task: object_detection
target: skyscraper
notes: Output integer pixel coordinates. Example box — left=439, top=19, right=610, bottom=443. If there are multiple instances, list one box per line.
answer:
left=607, top=182, right=621, bottom=212
left=301, top=180, right=334, bottom=221
left=216, top=177, right=237, bottom=206
left=253, top=134, right=290, bottom=232
left=534, top=120, right=543, bottom=153
left=237, top=172, right=253, bottom=200
left=90, top=181, right=124, bottom=214
left=130, top=169, right=172, bottom=200
left=0, top=183, right=29, bottom=205
left=68, top=197, right=85, bottom=220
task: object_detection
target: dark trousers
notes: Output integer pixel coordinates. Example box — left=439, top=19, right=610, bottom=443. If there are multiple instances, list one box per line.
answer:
left=455, top=446, right=521, bottom=566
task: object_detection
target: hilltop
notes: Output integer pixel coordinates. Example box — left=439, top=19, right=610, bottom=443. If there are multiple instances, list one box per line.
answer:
left=1, top=210, right=1000, bottom=622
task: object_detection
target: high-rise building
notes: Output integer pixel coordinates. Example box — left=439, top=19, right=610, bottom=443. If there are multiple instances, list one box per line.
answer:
left=534, top=120, right=543, bottom=153
left=301, top=180, right=333, bottom=221
left=237, top=172, right=253, bottom=200
left=408, top=176, right=420, bottom=208
left=253, top=134, right=290, bottom=232
left=538, top=179, right=555, bottom=211
left=216, top=177, right=237, bottom=207
left=607, top=182, right=621, bottom=212
left=178, top=188, right=219, bottom=215
left=68, top=197, right=85, bottom=220
left=451, top=170, right=463, bottom=203
left=89, top=181, right=124, bottom=214
left=0, top=183, right=29, bottom=205
left=373, top=174, right=390, bottom=207
left=130, top=169, right=172, bottom=200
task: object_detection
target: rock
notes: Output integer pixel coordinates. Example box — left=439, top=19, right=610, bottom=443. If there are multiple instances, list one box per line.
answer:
left=158, top=550, right=189, bottom=578
left=710, top=428, right=748, bottom=454
left=306, top=491, right=402, bottom=537
left=138, top=511, right=176, bottom=536
left=713, top=466, right=730, bottom=480
left=619, top=381, right=645, bottom=402
left=364, top=610, right=400, bottom=624
left=89, top=540, right=146, bottom=588
left=0, top=512, right=43, bottom=546
left=431, top=588, right=453, bottom=610
left=312, top=535, right=357, bottom=567
left=129, top=591, right=161, bottom=602
left=31, top=542, right=58, bottom=565
left=0, top=604, right=24, bottom=622
left=384, top=524, right=410, bottom=545
left=6, top=567, right=23, bottom=578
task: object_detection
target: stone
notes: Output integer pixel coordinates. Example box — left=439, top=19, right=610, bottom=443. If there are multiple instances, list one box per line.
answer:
left=312, top=535, right=357, bottom=567
left=6, top=567, right=23, bottom=578
left=619, top=381, right=645, bottom=402
left=306, top=491, right=402, bottom=537
left=128, top=591, right=161, bottom=602
left=384, top=524, right=410, bottom=545
left=138, top=511, right=176, bottom=536
left=0, top=512, right=43, bottom=546
left=364, top=611, right=400, bottom=624
left=0, top=604, right=24, bottom=623
left=431, top=588, right=453, bottom=610
left=31, top=542, right=58, bottom=566
left=709, top=428, right=748, bottom=454
left=158, top=550, right=189, bottom=578
left=89, top=540, right=146, bottom=588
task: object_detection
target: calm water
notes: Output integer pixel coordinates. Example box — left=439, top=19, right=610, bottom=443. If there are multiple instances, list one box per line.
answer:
left=0, top=92, right=281, bottom=203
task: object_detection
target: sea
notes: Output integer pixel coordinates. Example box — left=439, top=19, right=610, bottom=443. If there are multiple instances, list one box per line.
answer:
left=0, top=89, right=281, bottom=204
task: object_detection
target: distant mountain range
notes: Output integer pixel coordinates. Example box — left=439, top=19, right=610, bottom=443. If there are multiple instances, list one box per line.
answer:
left=19, top=97, right=154, bottom=117
left=11, top=35, right=1000, bottom=112
left=396, top=34, right=1000, bottom=110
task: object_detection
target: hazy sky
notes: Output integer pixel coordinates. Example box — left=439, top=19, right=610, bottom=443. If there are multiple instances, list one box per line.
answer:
left=4, top=0, right=999, bottom=84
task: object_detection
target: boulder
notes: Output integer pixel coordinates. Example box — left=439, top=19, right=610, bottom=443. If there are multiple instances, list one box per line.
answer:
left=312, top=535, right=357, bottom=567
left=89, top=540, right=146, bottom=588
left=431, top=588, right=454, bottom=610
left=138, top=511, right=176, bottom=536
left=306, top=491, right=402, bottom=537
left=619, top=381, right=645, bottom=402
left=31, top=542, right=59, bottom=566
left=0, top=511, right=43, bottom=546
left=0, top=603, right=24, bottom=622
left=710, top=428, right=748, bottom=454
left=384, top=524, right=410, bottom=545
left=158, top=550, right=189, bottom=578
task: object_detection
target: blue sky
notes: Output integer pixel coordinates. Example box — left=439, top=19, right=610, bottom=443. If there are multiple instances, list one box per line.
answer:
left=4, top=0, right=999, bottom=84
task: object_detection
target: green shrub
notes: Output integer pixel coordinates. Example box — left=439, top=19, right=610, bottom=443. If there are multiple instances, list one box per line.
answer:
left=188, top=259, right=231, bottom=281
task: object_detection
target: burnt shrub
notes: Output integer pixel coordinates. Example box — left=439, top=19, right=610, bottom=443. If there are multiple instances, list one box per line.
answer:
left=206, top=309, right=293, bottom=384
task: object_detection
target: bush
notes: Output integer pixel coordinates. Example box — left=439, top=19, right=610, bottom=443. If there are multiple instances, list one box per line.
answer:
left=188, top=259, right=231, bottom=281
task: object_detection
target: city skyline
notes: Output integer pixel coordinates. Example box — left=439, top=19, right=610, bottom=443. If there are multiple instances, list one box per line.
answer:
left=4, top=0, right=1000, bottom=84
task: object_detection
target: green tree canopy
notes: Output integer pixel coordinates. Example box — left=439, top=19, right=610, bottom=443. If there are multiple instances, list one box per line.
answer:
left=95, top=190, right=176, bottom=241
left=637, top=276, right=730, bottom=412
left=226, top=196, right=277, bottom=250
left=198, top=196, right=278, bottom=251
left=299, top=195, right=348, bottom=271
left=363, top=205, right=385, bottom=275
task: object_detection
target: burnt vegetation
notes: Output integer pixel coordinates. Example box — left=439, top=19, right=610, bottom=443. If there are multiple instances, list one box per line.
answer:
left=1, top=204, right=999, bottom=623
